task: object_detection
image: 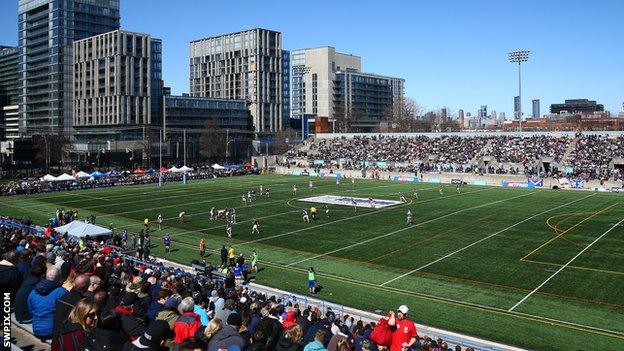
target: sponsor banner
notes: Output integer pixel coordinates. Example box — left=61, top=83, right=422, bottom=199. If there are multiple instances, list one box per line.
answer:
left=298, top=195, right=402, bottom=208
left=611, top=187, right=621, bottom=193
left=528, top=178, right=544, bottom=187
left=474, top=180, right=487, bottom=186
left=451, top=178, right=462, bottom=185
left=292, top=170, right=302, bottom=176
left=393, top=176, right=420, bottom=183
left=301, top=171, right=309, bottom=176
left=571, top=179, right=585, bottom=189
left=376, top=161, right=388, bottom=168
left=314, top=160, right=325, bottom=165
left=428, top=178, right=441, bottom=183
left=309, top=171, right=318, bottom=177
left=319, top=172, right=342, bottom=179
left=502, top=181, right=534, bottom=189
left=558, top=177, right=571, bottom=188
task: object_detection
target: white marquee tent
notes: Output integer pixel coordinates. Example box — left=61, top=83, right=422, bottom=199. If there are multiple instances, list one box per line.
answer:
left=211, top=163, right=224, bottom=170
left=75, top=171, right=91, bottom=178
left=54, top=220, right=112, bottom=239
left=41, top=174, right=57, bottom=182
left=56, top=173, right=75, bottom=181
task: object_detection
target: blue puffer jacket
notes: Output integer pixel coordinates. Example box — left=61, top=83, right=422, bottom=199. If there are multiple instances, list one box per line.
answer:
left=28, top=279, right=68, bottom=338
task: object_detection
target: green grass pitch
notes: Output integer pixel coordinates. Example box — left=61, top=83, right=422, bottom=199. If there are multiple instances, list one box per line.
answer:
left=2, top=174, right=623, bottom=350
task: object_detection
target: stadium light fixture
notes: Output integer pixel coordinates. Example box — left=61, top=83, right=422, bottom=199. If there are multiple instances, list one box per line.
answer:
left=508, top=50, right=530, bottom=132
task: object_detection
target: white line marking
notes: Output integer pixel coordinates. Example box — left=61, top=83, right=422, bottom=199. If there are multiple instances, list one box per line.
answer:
left=236, top=188, right=492, bottom=248
left=380, top=193, right=597, bottom=287
left=508, top=214, right=624, bottom=312
left=288, top=191, right=537, bottom=267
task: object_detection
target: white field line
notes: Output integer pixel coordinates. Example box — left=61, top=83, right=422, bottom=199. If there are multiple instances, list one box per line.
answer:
left=8, top=178, right=293, bottom=211
left=99, top=179, right=388, bottom=218
left=236, top=188, right=492, bottom=248
left=287, top=191, right=537, bottom=267
left=120, top=182, right=431, bottom=232
left=162, top=239, right=624, bottom=339
left=508, top=214, right=624, bottom=312
left=380, top=193, right=597, bottom=287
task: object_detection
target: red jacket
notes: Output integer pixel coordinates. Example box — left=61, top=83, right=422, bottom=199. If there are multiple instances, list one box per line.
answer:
left=173, top=311, right=201, bottom=344
left=282, top=310, right=297, bottom=329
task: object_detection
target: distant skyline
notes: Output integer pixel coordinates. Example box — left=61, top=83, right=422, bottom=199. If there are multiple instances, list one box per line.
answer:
left=1, top=0, right=622, bottom=118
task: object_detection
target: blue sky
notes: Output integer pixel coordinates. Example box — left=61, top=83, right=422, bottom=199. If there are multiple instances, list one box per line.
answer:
left=1, top=0, right=622, bottom=118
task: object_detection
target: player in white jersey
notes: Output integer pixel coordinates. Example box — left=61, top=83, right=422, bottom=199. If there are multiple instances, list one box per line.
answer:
left=413, top=190, right=419, bottom=200
left=178, top=211, right=187, bottom=223
left=325, top=205, right=330, bottom=218
left=242, top=194, right=248, bottom=206
left=399, top=192, right=407, bottom=203
left=231, top=208, right=237, bottom=224
left=438, top=186, right=444, bottom=197
left=293, top=184, right=298, bottom=195
left=368, top=197, right=375, bottom=208
left=456, top=184, right=461, bottom=194
left=309, top=180, right=314, bottom=191
left=157, top=214, right=163, bottom=230
left=406, top=209, right=413, bottom=225
left=351, top=198, right=358, bottom=212
left=210, top=207, right=215, bottom=220
left=226, top=222, right=233, bottom=239
left=265, top=188, right=270, bottom=198
left=336, top=178, right=340, bottom=186
left=260, top=184, right=264, bottom=195
left=302, top=209, right=310, bottom=223
left=251, top=218, right=260, bottom=235
left=351, top=178, right=355, bottom=187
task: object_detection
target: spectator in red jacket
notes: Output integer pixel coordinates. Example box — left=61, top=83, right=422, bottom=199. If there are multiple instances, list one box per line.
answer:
left=173, top=296, right=202, bottom=345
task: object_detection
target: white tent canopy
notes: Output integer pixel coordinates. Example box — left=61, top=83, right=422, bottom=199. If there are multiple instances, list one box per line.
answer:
left=56, top=173, right=75, bottom=181
left=169, top=166, right=181, bottom=173
left=179, top=165, right=193, bottom=173
left=53, top=220, right=112, bottom=238
left=41, top=174, right=57, bottom=182
left=211, top=163, right=224, bottom=170
left=75, top=171, right=91, bottom=178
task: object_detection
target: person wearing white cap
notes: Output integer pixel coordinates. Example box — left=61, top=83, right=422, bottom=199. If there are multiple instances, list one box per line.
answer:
left=388, top=304, right=417, bottom=351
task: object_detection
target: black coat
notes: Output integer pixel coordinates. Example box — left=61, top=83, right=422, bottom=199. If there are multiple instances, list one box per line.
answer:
left=14, top=276, right=41, bottom=322
left=53, top=289, right=85, bottom=339
left=80, top=328, right=127, bottom=351
left=275, top=332, right=303, bottom=351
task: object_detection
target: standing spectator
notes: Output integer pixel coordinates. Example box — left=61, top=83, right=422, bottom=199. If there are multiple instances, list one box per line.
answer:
left=0, top=251, right=23, bottom=305
left=52, top=298, right=98, bottom=351
left=173, top=296, right=202, bottom=345
left=388, top=305, right=417, bottom=351
left=147, top=289, right=171, bottom=323
left=207, top=313, right=246, bottom=351
left=28, top=266, right=68, bottom=341
left=15, top=261, right=46, bottom=323
left=220, top=245, right=228, bottom=267
left=304, top=330, right=329, bottom=351
left=53, top=274, right=91, bottom=339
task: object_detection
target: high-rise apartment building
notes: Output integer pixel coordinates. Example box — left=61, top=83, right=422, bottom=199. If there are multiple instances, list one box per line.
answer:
left=0, top=46, right=19, bottom=141
left=189, top=28, right=284, bottom=132
left=291, top=46, right=404, bottom=131
left=73, top=30, right=162, bottom=132
left=282, top=50, right=290, bottom=121
left=532, top=99, right=540, bottom=119
left=18, top=0, right=120, bottom=136
left=291, top=47, right=361, bottom=120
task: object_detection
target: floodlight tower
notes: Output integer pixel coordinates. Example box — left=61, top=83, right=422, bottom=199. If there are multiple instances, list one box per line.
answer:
left=508, top=50, right=530, bottom=132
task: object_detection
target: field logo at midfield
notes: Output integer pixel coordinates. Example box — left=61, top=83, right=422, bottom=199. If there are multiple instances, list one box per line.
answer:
left=298, top=195, right=402, bottom=208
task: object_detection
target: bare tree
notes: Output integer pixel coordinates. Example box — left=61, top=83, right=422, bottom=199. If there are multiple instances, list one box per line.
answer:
left=34, top=134, right=72, bottom=172
left=200, top=118, right=226, bottom=162
left=383, top=98, right=426, bottom=132
left=273, top=128, right=299, bottom=155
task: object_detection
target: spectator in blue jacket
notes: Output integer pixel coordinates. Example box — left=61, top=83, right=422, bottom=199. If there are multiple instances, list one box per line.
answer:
left=14, top=261, right=46, bottom=323
left=28, top=265, right=68, bottom=341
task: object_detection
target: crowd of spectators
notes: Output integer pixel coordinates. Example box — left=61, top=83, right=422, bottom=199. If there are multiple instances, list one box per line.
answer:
left=285, top=134, right=624, bottom=181
left=563, top=135, right=624, bottom=181
left=0, top=167, right=259, bottom=197
left=2, top=217, right=474, bottom=351
left=486, top=136, right=570, bottom=164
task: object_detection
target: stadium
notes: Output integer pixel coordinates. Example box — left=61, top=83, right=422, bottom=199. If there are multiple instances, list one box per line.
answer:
left=3, top=132, right=624, bottom=351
